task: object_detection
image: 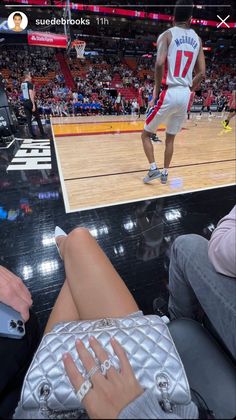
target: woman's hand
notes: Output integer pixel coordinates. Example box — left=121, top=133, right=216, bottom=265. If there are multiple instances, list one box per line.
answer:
left=63, top=336, right=144, bottom=419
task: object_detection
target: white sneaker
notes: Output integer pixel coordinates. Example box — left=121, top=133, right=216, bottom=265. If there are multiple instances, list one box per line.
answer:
left=143, top=169, right=161, bottom=183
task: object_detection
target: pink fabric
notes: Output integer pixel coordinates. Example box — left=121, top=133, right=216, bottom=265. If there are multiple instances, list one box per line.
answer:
left=208, top=206, right=236, bottom=278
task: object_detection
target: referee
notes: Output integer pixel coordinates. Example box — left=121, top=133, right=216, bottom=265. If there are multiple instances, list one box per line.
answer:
left=21, top=71, right=46, bottom=138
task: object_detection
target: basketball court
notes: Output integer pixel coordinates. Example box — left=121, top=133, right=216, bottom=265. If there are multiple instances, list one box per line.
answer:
left=0, top=0, right=235, bottom=340
left=51, top=115, right=235, bottom=212
left=1, top=4, right=236, bottom=416
left=50, top=6, right=235, bottom=213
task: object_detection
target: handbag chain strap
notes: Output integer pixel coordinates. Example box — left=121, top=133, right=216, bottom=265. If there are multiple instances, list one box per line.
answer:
left=39, top=383, right=86, bottom=419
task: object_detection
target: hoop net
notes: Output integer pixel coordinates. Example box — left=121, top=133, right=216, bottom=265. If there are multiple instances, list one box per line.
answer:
left=71, top=40, right=86, bottom=59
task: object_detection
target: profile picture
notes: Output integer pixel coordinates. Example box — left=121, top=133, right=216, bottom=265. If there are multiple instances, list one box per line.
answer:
left=8, top=11, right=28, bottom=32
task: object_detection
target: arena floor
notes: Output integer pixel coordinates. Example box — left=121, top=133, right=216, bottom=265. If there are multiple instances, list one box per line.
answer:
left=51, top=115, right=235, bottom=212
left=0, top=114, right=235, bottom=329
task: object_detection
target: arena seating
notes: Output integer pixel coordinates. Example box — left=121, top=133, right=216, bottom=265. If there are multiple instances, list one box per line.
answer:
left=0, top=46, right=235, bottom=117
left=56, top=53, right=75, bottom=89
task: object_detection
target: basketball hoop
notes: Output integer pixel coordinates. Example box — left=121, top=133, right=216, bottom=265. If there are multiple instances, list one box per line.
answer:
left=71, top=40, right=86, bottom=59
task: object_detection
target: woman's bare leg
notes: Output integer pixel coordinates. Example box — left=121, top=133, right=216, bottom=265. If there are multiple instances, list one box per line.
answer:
left=45, top=228, right=139, bottom=332
left=45, top=280, right=79, bottom=334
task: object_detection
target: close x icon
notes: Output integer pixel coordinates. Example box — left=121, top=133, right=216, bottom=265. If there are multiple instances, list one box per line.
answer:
left=216, top=15, right=230, bottom=28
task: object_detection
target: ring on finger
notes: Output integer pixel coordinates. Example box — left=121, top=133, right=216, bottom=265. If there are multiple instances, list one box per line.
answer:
left=100, top=358, right=114, bottom=376
left=86, top=365, right=100, bottom=380
left=76, top=379, right=92, bottom=403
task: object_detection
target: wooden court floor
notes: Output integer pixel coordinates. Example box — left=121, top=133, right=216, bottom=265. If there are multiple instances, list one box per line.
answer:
left=51, top=115, right=235, bottom=213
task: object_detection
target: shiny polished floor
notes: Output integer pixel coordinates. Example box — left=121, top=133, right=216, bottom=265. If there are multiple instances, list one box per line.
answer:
left=0, top=121, right=235, bottom=331
left=52, top=116, right=235, bottom=212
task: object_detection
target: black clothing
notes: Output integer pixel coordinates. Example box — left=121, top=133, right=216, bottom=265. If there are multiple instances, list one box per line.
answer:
left=21, top=81, right=45, bottom=137
left=0, top=311, right=40, bottom=419
left=23, top=101, right=45, bottom=137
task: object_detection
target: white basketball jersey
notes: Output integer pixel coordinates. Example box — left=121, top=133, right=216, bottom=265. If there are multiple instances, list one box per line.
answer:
left=161, top=26, right=200, bottom=88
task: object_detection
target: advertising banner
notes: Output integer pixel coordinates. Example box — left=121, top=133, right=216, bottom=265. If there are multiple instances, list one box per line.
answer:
left=27, top=31, right=67, bottom=48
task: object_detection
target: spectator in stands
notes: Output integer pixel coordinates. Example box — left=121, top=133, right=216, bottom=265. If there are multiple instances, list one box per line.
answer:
left=115, top=92, right=122, bottom=115
left=1, top=46, right=235, bottom=118
left=168, top=205, right=236, bottom=359
left=131, top=98, right=139, bottom=116
left=72, top=91, right=78, bottom=102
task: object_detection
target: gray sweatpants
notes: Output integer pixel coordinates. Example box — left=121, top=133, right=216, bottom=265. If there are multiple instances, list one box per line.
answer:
left=168, top=234, right=236, bottom=359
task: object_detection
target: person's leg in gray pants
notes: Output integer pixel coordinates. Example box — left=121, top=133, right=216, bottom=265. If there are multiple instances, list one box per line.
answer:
left=168, top=234, right=236, bottom=359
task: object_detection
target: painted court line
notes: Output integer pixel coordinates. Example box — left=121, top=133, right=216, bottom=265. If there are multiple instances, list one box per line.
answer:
left=14, top=137, right=50, bottom=141
left=52, top=119, right=141, bottom=126
left=65, top=183, right=236, bottom=214
left=0, top=138, right=15, bottom=149
left=55, top=129, right=150, bottom=137
left=50, top=117, right=70, bottom=214
left=51, top=119, right=235, bottom=214
left=54, top=128, right=188, bottom=137
left=64, top=158, right=235, bottom=182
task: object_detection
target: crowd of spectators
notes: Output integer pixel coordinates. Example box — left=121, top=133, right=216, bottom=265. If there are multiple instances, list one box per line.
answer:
left=0, top=46, right=235, bottom=119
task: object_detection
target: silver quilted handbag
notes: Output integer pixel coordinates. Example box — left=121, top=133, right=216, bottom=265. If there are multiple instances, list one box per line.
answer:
left=20, top=314, right=191, bottom=418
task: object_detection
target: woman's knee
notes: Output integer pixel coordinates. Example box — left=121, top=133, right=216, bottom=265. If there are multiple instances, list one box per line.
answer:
left=65, top=227, right=91, bottom=251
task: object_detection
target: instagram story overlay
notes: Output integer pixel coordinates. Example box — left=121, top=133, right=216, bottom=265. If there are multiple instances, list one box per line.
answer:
left=8, top=11, right=28, bottom=32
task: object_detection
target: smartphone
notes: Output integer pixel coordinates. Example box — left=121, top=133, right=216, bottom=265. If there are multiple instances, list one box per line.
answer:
left=0, top=302, right=25, bottom=339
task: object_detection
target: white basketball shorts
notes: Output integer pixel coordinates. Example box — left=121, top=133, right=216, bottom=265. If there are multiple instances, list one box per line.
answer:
left=144, top=86, right=191, bottom=135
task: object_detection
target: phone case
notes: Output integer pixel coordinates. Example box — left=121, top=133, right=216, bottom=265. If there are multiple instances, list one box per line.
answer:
left=0, top=302, right=25, bottom=339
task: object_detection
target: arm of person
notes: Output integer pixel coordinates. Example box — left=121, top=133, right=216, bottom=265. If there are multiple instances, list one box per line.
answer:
left=13, top=391, right=198, bottom=420
left=62, top=337, right=198, bottom=420
left=118, top=389, right=198, bottom=419
left=0, top=266, right=32, bottom=321
left=191, top=38, right=206, bottom=92
left=208, top=205, right=236, bottom=278
left=152, top=32, right=170, bottom=103
left=29, top=87, right=36, bottom=112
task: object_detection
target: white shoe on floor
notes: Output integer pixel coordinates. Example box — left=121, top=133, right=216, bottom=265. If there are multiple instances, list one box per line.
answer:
left=55, top=226, right=67, bottom=259
left=143, top=168, right=161, bottom=184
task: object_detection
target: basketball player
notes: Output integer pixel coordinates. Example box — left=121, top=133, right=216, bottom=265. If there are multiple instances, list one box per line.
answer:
left=115, top=92, right=122, bottom=115
left=137, top=86, right=144, bottom=117
left=141, top=0, right=205, bottom=184
left=21, top=71, right=46, bottom=139
left=200, top=89, right=212, bottom=116
left=222, top=90, right=236, bottom=130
